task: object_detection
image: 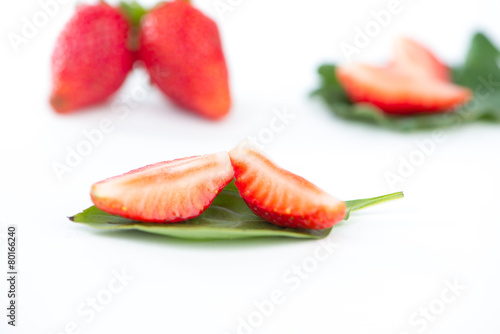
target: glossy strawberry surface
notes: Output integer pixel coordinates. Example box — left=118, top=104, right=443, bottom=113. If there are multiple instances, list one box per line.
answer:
left=139, top=0, right=231, bottom=119
left=50, top=3, right=134, bottom=113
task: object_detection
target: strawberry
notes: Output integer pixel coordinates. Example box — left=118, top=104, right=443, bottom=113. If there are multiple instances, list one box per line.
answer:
left=139, top=0, right=231, bottom=120
left=336, top=63, right=471, bottom=115
left=91, top=152, right=234, bottom=223
left=392, top=37, right=449, bottom=82
left=229, top=141, right=347, bottom=230
left=50, top=3, right=134, bottom=113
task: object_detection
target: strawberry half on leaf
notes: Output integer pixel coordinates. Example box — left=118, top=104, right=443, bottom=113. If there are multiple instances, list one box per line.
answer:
left=90, top=152, right=234, bottom=223
left=336, top=64, right=471, bottom=114
left=229, top=140, right=347, bottom=230
left=336, top=37, right=472, bottom=114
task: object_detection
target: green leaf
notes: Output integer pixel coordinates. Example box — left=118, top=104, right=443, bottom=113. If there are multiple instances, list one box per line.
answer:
left=344, top=192, right=404, bottom=220
left=312, top=32, right=500, bottom=131
left=70, top=185, right=403, bottom=241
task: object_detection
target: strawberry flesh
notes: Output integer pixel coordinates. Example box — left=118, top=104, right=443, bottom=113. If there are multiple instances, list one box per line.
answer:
left=91, top=152, right=234, bottom=223
left=229, top=141, right=346, bottom=230
left=336, top=63, right=471, bottom=114
left=392, top=37, right=449, bottom=82
left=336, top=37, right=472, bottom=114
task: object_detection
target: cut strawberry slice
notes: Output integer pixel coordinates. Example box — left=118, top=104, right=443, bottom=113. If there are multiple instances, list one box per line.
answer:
left=336, top=63, right=471, bottom=114
left=392, top=37, right=450, bottom=82
left=229, top=141, right=346, bottom=230
left=90, top=152, right=234, bottom=223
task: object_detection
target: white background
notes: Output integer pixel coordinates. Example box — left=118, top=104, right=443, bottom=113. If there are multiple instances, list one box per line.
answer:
left=1, top=0, right=499, bottom=333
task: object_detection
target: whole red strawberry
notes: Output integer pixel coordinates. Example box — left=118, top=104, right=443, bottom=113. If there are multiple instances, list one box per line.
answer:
left=139, top=0, right=231, bottom=120
left=50, top=3, right=134, bottom=113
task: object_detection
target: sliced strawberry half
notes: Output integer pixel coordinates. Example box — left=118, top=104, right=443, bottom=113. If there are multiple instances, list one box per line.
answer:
left=229, top=141, right=346, bottom=230
left=336, top=63, right=471, bottom=114
left=392, top=37, right=450, bottom=82
left=91, top=152, right=234, bottom=223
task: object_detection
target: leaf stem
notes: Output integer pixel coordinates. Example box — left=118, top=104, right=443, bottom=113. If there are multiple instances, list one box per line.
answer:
left=120, top=1, right=148, bottom=27
left=344, top=191, right=404, bottom=220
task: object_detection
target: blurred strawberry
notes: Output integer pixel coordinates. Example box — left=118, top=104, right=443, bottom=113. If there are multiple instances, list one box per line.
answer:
left=392, top=37, right=450, bottom=82
left=50, top=3, right=134, bottom=113
left=336, top=37, right=471, bottom=114
left=336, top=64, right=471, bottom=114
left=139, top=0, right=231, bottom=120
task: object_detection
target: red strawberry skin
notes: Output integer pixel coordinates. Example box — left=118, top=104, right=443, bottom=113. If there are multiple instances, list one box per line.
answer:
left=139, top=1, right=231, bottom=120
left=91, top=152, right=234, bottom=223
left=50, top=3, right=134, bottom=113
left=229, top=141, right=347, bottom=230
